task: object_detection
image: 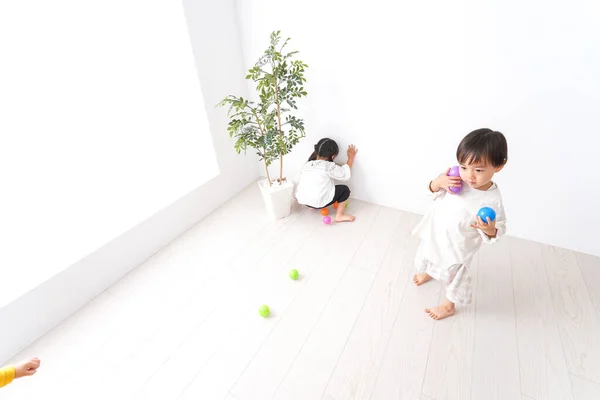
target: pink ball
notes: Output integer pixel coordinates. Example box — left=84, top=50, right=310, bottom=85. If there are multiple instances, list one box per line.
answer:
left=448, top=165, right=463, bottom=194
left=323, top=216, right=331, bottom=224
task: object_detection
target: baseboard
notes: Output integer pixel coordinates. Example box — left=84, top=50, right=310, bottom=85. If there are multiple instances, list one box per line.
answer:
left=0, top=173, right=258, bottom=364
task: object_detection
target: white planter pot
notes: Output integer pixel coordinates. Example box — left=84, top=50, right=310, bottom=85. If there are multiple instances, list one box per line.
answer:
left=258, top=179, right=294, bottom=220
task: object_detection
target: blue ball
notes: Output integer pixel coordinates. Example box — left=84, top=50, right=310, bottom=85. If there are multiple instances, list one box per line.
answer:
left=477, top=207, right=496, bottom=224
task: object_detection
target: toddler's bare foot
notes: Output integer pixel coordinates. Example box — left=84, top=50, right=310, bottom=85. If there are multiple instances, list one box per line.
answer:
left=413, top=273, right=431, bottom=286
left=425, top=300, right=455, bottom=320
left=335, top=215, right=356, bottom=223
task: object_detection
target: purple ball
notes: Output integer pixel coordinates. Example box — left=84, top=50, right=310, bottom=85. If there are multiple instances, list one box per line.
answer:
left=448, top=166, right=461, bottom=177
left=448, top=166, right=463, bottom=194
left=323, top=216, right=331, bottom=224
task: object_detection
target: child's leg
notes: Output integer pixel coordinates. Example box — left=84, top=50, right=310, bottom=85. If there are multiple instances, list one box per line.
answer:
left=425, top=264, right=471, bottom=320
left=335, top=200, right=355, bottom=222
left=413, top=257, right=433, bottom=285
left=333, top=185, right=354, bottom=222
left=413, top=255, right=440, bottom=286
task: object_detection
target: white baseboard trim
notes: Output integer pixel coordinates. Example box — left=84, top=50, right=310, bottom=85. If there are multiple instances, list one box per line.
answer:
left=0, top=173, right=258, bottom=364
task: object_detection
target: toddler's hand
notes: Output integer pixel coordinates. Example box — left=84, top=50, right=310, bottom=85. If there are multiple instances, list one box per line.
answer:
left=431, top=168, right=462, bottom=194
left=14, top=357, right=41, bottom=378
left=347, top=144, right=358, bottom=159
left=470, top=216, right=497, bottom=237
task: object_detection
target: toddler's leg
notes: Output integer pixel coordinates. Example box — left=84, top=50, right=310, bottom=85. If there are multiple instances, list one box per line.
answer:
left=335, top=200, right=355, bottom=222
left=333, top=185, right=355, bottom=222
left=413, top=257, right=436, bottom=286
left=425, top=264, right=471, bottom=320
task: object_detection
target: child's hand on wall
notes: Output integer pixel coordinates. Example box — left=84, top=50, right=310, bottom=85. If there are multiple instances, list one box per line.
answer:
left=347, top=144, right=358, bottom=159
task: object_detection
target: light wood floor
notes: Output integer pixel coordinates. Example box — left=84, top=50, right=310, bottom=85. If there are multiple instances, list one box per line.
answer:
left=3, top=184, right=600, bottom=399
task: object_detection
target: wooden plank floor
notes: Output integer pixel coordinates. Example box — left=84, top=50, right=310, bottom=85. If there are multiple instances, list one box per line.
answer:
left=3, top=183, right=600, bottom=399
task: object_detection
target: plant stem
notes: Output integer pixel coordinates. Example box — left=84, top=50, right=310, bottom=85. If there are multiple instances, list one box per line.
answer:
left=274, top=75, right=284, bottom=184
left=264, top=160, right=272, bottom=186
left=252, top=109, right=272, bottom=186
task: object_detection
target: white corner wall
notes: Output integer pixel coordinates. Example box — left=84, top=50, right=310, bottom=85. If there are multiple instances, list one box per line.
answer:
left=237, top=0, right=600, bottom=257
left=0, top=0, right=257, bottom=364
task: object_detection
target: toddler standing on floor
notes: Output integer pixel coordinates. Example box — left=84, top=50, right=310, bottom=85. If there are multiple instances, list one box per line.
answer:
left=294, top=138, right=358, bottom=222
left=412, top=128, right=508, bottom=320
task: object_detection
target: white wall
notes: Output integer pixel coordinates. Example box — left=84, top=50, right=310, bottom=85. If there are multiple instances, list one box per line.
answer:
left=236, top=0, right=600, bottom=257
left=0, top=0, right=257, bottom=364
left=0, top=0, right=221, bottom=306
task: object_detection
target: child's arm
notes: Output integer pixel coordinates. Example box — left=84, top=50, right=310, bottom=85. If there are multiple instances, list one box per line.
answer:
left=326, top=163, right=351, bottom=181
left=0, top=366, right=16, bottom=388
left=346, top=145, right=358, bottom=169
left=326, top=144, right=358, bottom=181
left=0, top=358, right=41, bottom=388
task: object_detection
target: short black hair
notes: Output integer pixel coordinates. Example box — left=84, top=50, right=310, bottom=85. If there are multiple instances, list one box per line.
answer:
left=308, top=138, right=339, bottom=162
left=457, top=128, right=508, bottom=167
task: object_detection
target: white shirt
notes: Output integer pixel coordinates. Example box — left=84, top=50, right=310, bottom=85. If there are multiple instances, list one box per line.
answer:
left=294, top=160, right=351, bottom=208
left=412, top=182, right=507, bottom=266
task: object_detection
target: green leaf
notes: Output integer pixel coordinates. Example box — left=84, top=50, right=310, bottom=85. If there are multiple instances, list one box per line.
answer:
left=218, top=30, right=308, bottom=175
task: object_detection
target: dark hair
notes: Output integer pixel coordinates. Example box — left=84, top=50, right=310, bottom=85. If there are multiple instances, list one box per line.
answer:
left=308, top=138, right=339, bottom=161
left=456, top=128, right=508, bottom=167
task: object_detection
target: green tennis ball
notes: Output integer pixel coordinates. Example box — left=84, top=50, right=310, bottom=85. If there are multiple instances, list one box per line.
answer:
left=289, top=269, right=299, bottom=280
left=258, top=305, right=270, bottom=318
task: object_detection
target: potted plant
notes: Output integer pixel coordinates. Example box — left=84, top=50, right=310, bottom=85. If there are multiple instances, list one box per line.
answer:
left=218, top=30, right=308, bottom=220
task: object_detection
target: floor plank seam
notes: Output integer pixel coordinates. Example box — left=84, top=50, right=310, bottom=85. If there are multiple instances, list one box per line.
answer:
left=227, top=219, right=325, bottom=398
left=419, top=284, right=444, bottom=400
left=508, top=239, right=525, bottom=397
left=135, top=206, right=315, bottom=400
left=541, top=245, right=579, bottom=398
left=176, top=350, right=219, bottom=400
left=571, top=372, right=600, bottom=386
left=135, top=303, right=222, bottom=399
left=366, top=249, right=416, bottom=400
left=318, top=213, right=405, bottom=400
left=467, top=252, right=480, bottom=400
left=188, top=207, right=319, bottom=398
left=270, top=206, right=382, bottom=400
left=573, top=253, right=600, bottom=327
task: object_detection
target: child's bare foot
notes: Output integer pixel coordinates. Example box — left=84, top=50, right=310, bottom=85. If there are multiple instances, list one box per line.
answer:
left=334, top=201, right=354, bottom=222
left=335, top=214, right=355, bottom=223
left=413, top=273, right=431, bottom=286
left=425, top=300, right=455, bottom=320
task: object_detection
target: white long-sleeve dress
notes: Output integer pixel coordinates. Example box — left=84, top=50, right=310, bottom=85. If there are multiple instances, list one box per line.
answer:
left=412, top=181, right=506, bottom=304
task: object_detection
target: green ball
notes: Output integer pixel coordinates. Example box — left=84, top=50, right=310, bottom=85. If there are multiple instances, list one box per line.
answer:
left=289, top=269, right=299, bottom=280
left=258, top=305, right=270, bottom=318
